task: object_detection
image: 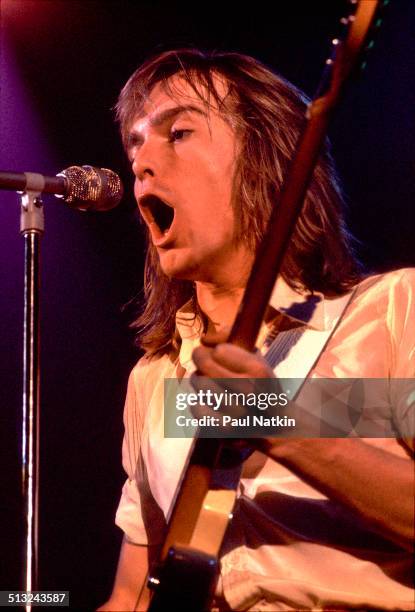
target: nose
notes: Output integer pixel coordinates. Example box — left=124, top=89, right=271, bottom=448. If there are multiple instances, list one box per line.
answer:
left=131, top=139, right=157, bottom=182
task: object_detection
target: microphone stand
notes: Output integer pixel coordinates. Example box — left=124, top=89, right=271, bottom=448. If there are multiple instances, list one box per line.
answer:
left=19, top=186, right=44, bottom=601
left=0, top=164, right=122, bottom=607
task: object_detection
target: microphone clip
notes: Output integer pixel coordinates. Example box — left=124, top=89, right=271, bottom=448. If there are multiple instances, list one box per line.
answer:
left=20, top=188, right=45, bottom=235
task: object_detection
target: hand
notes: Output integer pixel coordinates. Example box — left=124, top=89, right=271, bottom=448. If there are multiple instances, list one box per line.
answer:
left=190, top=339, right=280, bottom=447
left=192, top=339, right=275, bottom=380
left=190, top=338, right=347, bottom=442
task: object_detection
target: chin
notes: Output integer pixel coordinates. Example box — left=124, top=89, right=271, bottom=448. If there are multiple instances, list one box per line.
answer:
left=163, top=267, right=202, bottom=282
left=157, top=246, right=226, bottom=283
left=158, top=252, right=200, bottom=281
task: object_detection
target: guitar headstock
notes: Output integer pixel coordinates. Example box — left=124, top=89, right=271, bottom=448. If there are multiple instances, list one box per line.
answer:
left=309, top=0, right=390, bottom=117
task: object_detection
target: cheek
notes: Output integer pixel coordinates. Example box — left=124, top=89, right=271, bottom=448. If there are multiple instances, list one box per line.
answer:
left=181, top=140, right=235, bottom=185
left=209, top=147, right=236, bottom=181
left=210, top=147, right=237, bottom=201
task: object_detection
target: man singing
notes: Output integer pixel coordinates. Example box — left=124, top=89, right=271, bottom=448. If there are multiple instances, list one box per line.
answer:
left=99, top=49, right=414, bottom=611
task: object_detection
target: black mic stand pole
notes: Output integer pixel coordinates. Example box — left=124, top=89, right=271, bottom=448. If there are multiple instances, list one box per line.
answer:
left=19, top=178, right=44, bottom=604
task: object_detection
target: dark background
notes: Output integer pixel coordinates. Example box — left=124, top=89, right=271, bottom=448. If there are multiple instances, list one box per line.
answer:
left=0, top=1, right=414, bottom=609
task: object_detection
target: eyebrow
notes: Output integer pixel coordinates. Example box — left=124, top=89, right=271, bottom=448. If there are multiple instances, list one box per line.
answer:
left=147, top=104, right=208, bottom=127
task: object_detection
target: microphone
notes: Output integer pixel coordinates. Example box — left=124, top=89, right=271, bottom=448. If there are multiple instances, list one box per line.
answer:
left=0, top=165, right=124, bottom=211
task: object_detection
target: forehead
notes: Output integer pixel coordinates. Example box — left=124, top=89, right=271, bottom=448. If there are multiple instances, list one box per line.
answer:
left=135, top=74, right=231, bottom=127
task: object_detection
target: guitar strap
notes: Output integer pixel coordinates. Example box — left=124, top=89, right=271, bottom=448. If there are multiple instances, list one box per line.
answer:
left=264, top=324, right=305, bottom=367
left=263, top=287, right=357, bottom=399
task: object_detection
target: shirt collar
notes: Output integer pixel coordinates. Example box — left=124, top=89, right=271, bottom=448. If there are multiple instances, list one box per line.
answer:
left=175, top=277, right=352, bottom=369
left=269, top=276, right=326, bottom=330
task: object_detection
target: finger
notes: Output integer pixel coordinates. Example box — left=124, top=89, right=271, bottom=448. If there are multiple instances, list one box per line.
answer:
left=209, top=343, right=275, bottom=378
left=192, top=345, right=236, bottom=378
left=190, top=372, right=255, bottom=419
left=189, top=372, right=227, bottom=407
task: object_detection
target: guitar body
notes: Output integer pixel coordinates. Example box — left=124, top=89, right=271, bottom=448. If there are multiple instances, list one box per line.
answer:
left=148, top=546, right=218, bottom=612
left=144, top=439, right=244, bottom=611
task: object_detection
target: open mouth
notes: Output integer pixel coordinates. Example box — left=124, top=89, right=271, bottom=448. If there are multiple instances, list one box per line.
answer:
left=139, top=194, right=175, bottom=236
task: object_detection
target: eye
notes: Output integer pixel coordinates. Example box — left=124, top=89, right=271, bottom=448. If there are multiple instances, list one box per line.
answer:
left=169, top=128, right=192, bottom=143
left=126, top=133, right=143, bottom=161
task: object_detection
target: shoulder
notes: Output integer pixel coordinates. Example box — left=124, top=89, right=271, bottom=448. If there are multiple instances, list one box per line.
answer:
left=356, top=266, right=415, bottom=291
left=356, top=268, right=415, bottom=375
left=353, top=267, right=415, bottom=310
left=122, top=352, right=177, bottom=429
left=127, top=351, right=177, bottom=398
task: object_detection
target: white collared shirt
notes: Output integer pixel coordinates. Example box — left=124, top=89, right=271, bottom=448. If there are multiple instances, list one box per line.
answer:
left=116, top=269, right=415, bottom=611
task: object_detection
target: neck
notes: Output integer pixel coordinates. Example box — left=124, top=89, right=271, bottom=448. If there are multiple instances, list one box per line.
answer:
left=191, top=242, right=254, bottom=342
left=195, top=279, right=246, bottom=342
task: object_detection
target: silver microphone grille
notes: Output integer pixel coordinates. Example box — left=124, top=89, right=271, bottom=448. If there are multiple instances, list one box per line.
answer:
left=58, top=165, right=124, bottom=211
